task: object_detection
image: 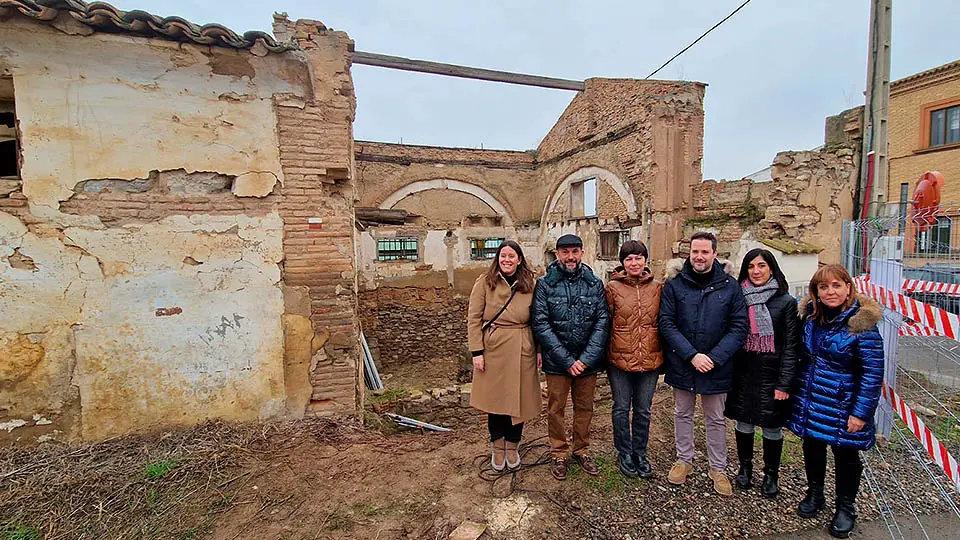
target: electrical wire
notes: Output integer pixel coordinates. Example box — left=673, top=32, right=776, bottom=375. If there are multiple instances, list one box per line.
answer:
left=645, top=0, right=754, bottom=79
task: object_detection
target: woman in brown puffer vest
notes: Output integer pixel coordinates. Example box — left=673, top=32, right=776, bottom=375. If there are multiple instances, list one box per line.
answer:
left=604, top=240, right=663, bottom=479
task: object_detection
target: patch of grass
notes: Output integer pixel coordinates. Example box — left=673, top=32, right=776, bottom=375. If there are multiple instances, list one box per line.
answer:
left=326, top=512, right=353, bottom=532
left=781, top=433, right=803, bottom=466
left=0, top=524, right=41, bottom=540
left=367, top=387, right=409, bottom=405
left=145, top=459, right=180, bottom=481
left=569, top=455, right=627, bottom=496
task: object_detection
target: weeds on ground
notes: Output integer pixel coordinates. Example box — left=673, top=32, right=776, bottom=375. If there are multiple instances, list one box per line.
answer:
left=0, top=523, right=40, bottom=540
left=145, top=459, right=180, bottom=481
left=569, top=454, right=627, bottom=496
left=368, top=387, right=410, bottom=405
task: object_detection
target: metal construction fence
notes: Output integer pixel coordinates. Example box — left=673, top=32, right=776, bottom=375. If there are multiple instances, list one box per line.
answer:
left=841, top=204, right=960, bottom=536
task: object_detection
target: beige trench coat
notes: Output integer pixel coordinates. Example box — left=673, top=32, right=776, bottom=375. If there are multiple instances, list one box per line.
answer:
left=467, top=274, right=541, bottom=424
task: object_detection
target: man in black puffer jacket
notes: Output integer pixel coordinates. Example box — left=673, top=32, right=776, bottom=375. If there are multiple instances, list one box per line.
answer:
left=532, top=234, right=610, bottom=481
left=659, top=231, right=749, bottom=496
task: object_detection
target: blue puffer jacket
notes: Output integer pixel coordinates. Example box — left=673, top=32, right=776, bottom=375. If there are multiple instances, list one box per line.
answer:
left=786, top=295, right=885, bottom=450
left=532, top=261, right=610, bottom=376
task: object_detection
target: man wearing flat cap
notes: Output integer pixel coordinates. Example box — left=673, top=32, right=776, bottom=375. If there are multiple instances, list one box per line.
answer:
left=532, top=234, right=611, bottom=480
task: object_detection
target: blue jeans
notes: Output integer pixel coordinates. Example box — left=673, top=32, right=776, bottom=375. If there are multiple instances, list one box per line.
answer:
left=608, top=365, right=659, bottom=459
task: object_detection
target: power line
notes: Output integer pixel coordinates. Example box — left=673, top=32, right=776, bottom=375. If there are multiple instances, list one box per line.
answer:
left=645, top=0, right=754, bottom=80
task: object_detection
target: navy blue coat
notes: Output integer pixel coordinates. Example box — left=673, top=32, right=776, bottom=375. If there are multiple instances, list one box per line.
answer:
left=532, top=261, right=610, bottom=377
left=786, top=296, right=885, bottom=450
left=658, top=259, right=750, bottom=395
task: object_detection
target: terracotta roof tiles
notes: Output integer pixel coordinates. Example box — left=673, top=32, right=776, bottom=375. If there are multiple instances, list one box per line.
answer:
left=0, top=0, right=298, bottom=53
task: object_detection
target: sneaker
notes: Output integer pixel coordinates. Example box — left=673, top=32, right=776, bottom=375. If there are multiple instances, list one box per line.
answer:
left=667, top=461, right=693, bottom=485
left=709, top=469, right=733, bottom=496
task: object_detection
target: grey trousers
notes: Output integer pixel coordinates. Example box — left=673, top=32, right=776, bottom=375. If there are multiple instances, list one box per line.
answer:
left=674, top=388, right=728, bottom=471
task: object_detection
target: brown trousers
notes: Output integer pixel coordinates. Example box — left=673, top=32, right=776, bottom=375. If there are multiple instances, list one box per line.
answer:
left=545, top=373, right=598, bottom=458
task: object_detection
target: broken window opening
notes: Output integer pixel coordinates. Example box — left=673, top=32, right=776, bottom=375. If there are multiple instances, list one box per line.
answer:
left=376, top=237, right=419, bottom=262
left=570, top=178, right=597, bottom=218
left=0, top=77, right=17, bottom=181
left=470, top=238, right=503, bottom=260
left=599, top=230, right=631, bottom=260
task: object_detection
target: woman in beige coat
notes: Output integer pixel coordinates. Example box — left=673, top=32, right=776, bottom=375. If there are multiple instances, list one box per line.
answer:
left=468, top=240, right=541, bottom=471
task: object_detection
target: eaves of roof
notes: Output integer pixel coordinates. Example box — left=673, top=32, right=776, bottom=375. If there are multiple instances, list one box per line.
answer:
left=0, top=0, right=299, bottom=54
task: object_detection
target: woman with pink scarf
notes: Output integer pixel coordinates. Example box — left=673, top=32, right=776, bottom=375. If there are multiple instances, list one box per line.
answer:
left=725, top=248, right=800, bottom=498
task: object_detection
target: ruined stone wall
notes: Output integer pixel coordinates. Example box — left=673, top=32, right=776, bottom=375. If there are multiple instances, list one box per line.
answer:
left=537, top=78, right=706, bottom=273
left=0, top=15, right=359, bottom=442
left=690, top=144, right=858, bottom=265
left=358, top=286, right=468, bottom=368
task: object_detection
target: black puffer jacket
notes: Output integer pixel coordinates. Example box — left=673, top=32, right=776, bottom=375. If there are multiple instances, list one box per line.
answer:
left=532, top=261, right=610, bottom=376
left=724, top=290, right=800, bottom=428
left=658, top=259, right=749, bottom=394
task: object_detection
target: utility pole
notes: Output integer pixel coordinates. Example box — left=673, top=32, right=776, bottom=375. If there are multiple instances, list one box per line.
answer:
left=859, top=0, right=892, bottom=219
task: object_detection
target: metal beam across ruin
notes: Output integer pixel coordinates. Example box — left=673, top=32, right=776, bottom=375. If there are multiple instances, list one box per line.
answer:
left=351, top=51, right=586, bottom=91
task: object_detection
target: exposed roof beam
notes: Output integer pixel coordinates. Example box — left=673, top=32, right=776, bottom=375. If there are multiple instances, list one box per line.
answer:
left=351, top=51, right=585, bottom=91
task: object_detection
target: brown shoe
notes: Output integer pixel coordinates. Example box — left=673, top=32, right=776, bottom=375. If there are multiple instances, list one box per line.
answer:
left=490, top=438, right=505, bottom=471
left=709, top=470, right=733, bottom=496
left=573, top=454, right=600, bottom=476
left=667, top=461, right=694, bottom=485
left=552, top=457, right=567, bottom=480
left=505, top=441, right=521, bottom=470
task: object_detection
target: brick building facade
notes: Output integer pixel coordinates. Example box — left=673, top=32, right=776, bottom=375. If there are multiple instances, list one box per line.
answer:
left=887, top=60, right=960, bottom=205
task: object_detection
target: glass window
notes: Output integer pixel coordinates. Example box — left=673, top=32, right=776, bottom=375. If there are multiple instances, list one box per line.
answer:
left=470, top=238, right=503, bottom=260
left=948, top=106, right=960, bottom=145
left=931, top=108, right=946, bottom=147
left=929, top=105, right=960, bottom=147
left=376, top=238, right=418, bottom=261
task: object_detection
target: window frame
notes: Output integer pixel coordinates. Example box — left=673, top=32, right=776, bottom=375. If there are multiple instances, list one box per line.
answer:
left=598, top=230, right=630, bottom=260
left=0, top=85, right=18, bottom=182
left=920, top=97, right=960, bottom=151
left=375, top=237, right=419, bottom=262
left=469, top=237, right=504, bottom=261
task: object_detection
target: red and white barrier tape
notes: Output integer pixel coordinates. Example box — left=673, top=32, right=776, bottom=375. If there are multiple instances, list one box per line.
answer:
left=883, top=382, right=960, bottom=490
left=899, top=319, right=946, bottom=337
left=902, top=279, right=960, bottom=297
left=854, top=277, right=960, bottom=340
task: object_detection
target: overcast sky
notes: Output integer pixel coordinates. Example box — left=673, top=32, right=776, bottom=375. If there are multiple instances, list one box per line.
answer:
left=107, top=0, right=960, bottom=181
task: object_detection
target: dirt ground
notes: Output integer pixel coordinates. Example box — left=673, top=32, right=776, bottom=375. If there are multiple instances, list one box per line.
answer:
left=2, top=377, right=957, bottom=540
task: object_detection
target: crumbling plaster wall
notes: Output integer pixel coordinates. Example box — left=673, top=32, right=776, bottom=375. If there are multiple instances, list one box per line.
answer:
left=0, top=16, right=360, bottom=441
left=3, top=21, right=304, bottom=209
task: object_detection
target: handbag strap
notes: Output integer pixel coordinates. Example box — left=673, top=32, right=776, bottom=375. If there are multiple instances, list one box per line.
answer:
left=482, top=287, right=518, bottom=332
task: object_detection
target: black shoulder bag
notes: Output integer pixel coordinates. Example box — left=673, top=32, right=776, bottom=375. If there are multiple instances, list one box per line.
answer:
left=481, top=288, right=519, bottom=332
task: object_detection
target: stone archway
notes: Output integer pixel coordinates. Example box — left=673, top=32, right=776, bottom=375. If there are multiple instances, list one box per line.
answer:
left=540, top=166, right=637, bottom=233
left=379, top=178, right=515, bottom=228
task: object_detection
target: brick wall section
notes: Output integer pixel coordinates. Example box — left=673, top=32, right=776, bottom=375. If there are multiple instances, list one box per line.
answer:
left=888, top=62, right=960, bottom=203
left=277, top=19, right=361, bottom=416
left=358, top=287, right=467, bottom=366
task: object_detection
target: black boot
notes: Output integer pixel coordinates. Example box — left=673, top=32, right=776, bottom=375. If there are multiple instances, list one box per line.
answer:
left=735, top=430, right=754, bottom=490
left=799, top=438, right=827, bottom=517
left=633, top=453, right=654, bottom=479
left=617, top=452, right=639, bottom=478
left=761, top=436, right=783, bottom=498
left=830, top=447, right=862, bottom=538
left=797, top=483, right=825, bottom=518
left=829, top=496, right=857, bottom=538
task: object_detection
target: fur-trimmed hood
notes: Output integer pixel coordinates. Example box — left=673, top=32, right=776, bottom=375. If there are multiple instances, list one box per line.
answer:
left=798, top=293, right=883, bottom=334
left=664, top=258, right=736, bottom=281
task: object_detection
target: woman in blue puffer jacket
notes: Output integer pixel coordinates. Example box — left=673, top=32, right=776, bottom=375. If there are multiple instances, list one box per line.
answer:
left=786, top=264, right=883, bottom=539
